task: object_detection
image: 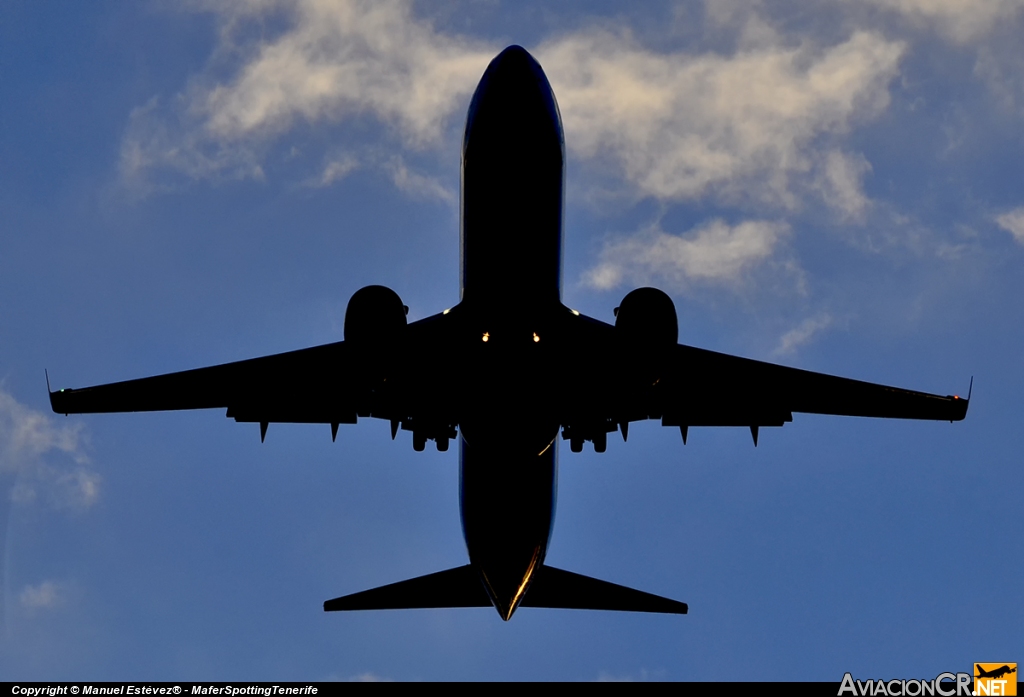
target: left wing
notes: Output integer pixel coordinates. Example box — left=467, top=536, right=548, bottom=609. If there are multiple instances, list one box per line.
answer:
left=49, top=340, right=367, bottom=426
left=49, top=309, right=460, bottom=446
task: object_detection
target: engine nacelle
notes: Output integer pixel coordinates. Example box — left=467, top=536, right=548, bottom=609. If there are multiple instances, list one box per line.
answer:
left=614, top=287, right=678, bottom=348
left=344, top=285, right=408, bottom=346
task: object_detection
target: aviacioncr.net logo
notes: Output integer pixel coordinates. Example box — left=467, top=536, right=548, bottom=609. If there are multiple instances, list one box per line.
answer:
left=974, top=663, right=1017, bottom=696
left=839, top=672, right=972, bottom=696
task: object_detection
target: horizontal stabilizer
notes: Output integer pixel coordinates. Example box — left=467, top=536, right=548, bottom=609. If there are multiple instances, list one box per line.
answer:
left=521, top=565, right=687, bottom=614
left=323, top=563, right=687, bottom=616
left=324, top=564, right=490, bottom=612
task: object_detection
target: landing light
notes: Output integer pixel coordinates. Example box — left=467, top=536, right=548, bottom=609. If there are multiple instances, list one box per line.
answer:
left=570, top=309, right=580, bottom=316
left=443, top=308, right=451, bottom=315
left=533, top=332, right=540, bottom=343
left=482, top=332, right=490, bottom=342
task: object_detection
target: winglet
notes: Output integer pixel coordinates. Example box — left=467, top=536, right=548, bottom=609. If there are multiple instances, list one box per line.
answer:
left=45, top=370, right=65, bottom=415
left=949, top=376, right=972, bottom=422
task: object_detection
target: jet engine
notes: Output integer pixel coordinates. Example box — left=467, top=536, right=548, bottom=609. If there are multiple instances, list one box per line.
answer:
left=614, top=287, right=678, bottom=348
left=342, top=285, right=407, bottom=422
left=344, top=285, right=408, bottom=346
left=557, top=288, right=680, bottom=455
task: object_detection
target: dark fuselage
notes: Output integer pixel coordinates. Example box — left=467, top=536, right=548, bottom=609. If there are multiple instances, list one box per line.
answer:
left=456, top=46, right=565, bottom=620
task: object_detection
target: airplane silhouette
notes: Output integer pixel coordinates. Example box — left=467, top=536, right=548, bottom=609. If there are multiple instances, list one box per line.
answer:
left=49, top=45, right=969, bottom=621
left=976, top=666, right=1017, bottom=680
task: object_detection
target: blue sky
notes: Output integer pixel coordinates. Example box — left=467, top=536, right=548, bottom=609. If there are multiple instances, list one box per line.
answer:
left=1, top=0, right=1021, bottom=681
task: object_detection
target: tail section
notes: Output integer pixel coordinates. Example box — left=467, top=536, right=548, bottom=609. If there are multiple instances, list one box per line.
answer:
left=324, top=563, right=686, bottom=616
left=324, top=565, right=489, bottom=611
left=521, top=565, right=687, bottom=614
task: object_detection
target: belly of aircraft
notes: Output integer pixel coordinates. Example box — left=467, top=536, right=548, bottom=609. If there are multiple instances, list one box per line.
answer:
left=459, top=435, right=557, bottom=621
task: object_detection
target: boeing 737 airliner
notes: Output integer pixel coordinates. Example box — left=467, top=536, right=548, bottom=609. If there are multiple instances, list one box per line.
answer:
left=49, top=46, right=969, bottom=621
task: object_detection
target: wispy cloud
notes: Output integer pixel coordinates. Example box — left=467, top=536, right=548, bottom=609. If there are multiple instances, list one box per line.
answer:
left=583, top=218, right=789, bottom=291
left=387, top=156, right=455, bottom=204
left=325, top=672, right=393, bottom=682
left=542, top=29, right=902, bottom=209
left=595, top=667, right=664, bottom=681
left=818, top=150, right=872, bottom=222
left=974, top=46, right=1024, bottom=112
left=348, top=673, right=393, bottom=682
left=199, top=1, right=493, bottom=146
left=19, top=581, right=63, bottom=611
left=995, top=207, right=1024, bottom=244
left=774, top=314, right=834, bottom=356
left=858, top=0, right=1024, bottom=43
left=121, top=0, right=494, bottom=189
left=121, top=3, right=903, bottom=218
left=0, top=388, right=98, bottom=509
left=309, top=154, right=359, bottom=188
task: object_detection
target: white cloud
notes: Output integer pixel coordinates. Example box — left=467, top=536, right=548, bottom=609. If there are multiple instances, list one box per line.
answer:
left=1, top=389, right=85, bottom=470
left=19, top=581, right=62, bottom=610
left=974, top=47, right=1024, bottom=112
left=121, top=0, right=494, bottom=188
left=120, top=96, right=267, bottom=190
left=387, top=157, right=455, bottom=204
left=199, top=1, right=493, bottom=146
left=0, top=388, right=99, bottom=509
left=595, top=667, right=663, bottom=681
left=318, top=155, right=359, bottom=186
left=584, top=219, right=789, bottom=290
left=859, top=0, right=1024, bottom=43
left=995, top=207, right=1024, bottom=243
left=122, top=3, right=902, bottom=216
left=541, top=29, right=903, bottom=208
left=305, top=154, right=359, bottom=188
left=818, top=150, right=873, bottom=221
left=348, top=673, right=393, bottom=682
left=774, top=314, right=834, bottom=355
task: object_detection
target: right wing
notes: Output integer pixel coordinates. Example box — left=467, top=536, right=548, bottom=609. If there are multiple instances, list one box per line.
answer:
left=556, top=309, right=968, bottom=450
left=655, top=343, right=970, bottom=427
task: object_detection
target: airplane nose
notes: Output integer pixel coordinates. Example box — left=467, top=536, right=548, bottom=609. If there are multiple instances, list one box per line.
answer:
left=487, top=45, right=541, bottom=84
left=463, top=45, right=563, bottom=158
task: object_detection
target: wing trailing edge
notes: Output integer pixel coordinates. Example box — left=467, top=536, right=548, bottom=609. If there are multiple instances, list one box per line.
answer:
left=323, top=564, right=687, bottom=615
